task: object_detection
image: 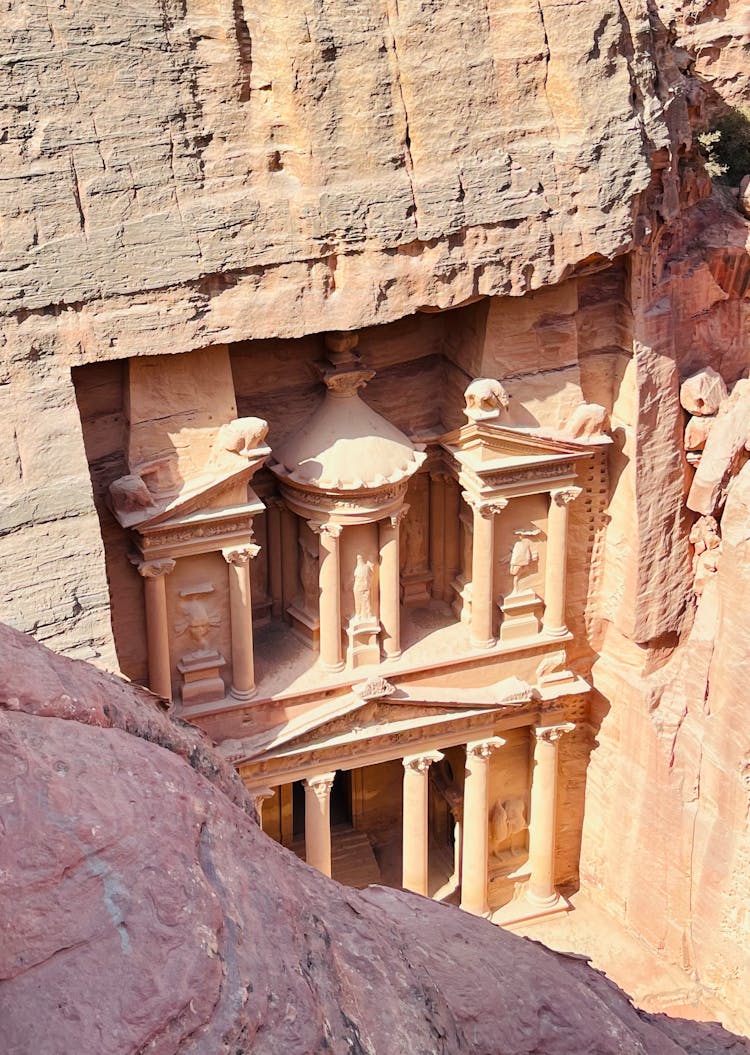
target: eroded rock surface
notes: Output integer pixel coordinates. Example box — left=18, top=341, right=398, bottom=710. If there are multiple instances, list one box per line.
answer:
left=2, top=624, right=748, bottom=1055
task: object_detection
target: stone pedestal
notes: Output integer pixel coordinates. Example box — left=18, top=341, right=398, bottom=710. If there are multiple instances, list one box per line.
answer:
left=400, top=571, right=433, bottom=608
left=346, top=617, right=380, bottom=668
left=177, top=650, right=227, bottom=706
left=499, top=589, right=543, bottom=642
left=402, top=751, right=444, bottom=895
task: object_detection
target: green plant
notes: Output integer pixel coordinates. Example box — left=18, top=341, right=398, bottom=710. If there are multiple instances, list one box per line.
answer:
left=698, top=106, right=750, bottom=186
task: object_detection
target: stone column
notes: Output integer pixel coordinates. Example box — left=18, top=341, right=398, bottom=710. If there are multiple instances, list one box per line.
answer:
left=266, top=499, right=284, bottom=618
left=402, top=750, right=444, bottom=895
left=429, top=473, right=446, bottom=600
left=527, top=722, right=575, bottom=906
left=443, top=479, right=460, bottom=603
left=464, top=494, right=507, bottom=649
left=249, top=786, right=275, bottom=830
left=379, top=508, right=407, bottom=659
left=222, top=544, right=260, bottom=701
left=542, top=487, right=582, bottom=638
left=304, top=772, right=336, bottom=876
left=280, top=506, right=299, bottom=619
left=311, top=522, right=344, bottom=671
left=460, top=736, right=505, bottom=916
left=134, top=558, right=175, bottom=701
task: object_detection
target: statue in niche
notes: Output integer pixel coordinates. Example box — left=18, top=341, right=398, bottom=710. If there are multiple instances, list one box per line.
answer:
left=489, top=797, right=528, bottom=859
left=401, top=512, right=425, bottom=574
left=352, top=554, right=375, bottom=622
left=508, top=529, right=540, bottom=593
left=689, top=515, right=721, bottom=597
left=298, top=540, right=319, bottom=615
left=174, top=597, right=221, bottom=659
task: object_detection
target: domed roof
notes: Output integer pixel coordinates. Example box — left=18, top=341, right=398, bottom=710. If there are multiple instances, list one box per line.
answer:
left=271, top=369, right=425, bottom=491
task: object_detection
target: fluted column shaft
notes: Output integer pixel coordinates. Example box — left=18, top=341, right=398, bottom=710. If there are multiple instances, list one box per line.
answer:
left=304, top=772, right=336, bottom=876
left=223, top=544, right=260, bottom=701
left=543, top=487, right=581, bottom=637
left=402, top=751, right=444, bottom=895
left=527, top=722, right=575, bottom=905
left=460, top=736, right=505, bottom=916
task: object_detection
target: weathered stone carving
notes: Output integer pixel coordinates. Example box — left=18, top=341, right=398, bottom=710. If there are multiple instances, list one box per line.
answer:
left=489, top=797, right=528, bottom=859
left=464, top=378, right=510, bottom=422
left=109, top=473, right=155, bottom=515
left=174, top=594, right=221, bottom=657
left=564, top=402, right=610, bottom=441
left=352, top=554, right=375, bottom=623
left=210, top=417, right=270, bottom=461
left=508, top=529, right=540, bottom=594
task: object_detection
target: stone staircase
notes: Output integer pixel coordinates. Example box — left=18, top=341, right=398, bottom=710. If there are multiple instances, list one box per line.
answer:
left=290, top=824, right=382, bottom=889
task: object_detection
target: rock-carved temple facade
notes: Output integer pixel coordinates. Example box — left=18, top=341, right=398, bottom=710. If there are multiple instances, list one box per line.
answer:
left=79, top=324, right=609, bottom=925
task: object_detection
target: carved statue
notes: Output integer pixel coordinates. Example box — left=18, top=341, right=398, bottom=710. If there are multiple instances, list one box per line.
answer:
left=508, top=530, right=540, bottom=593
left=464, top=378, right=510, bottom=422
left=401, top=513, right=425, bottom=574
left=564, top=402, right=610, bottom=440
left=174, top=598, right=221, bottom=657
left=298, top=540, right=319, bottom=614
left=352, top=554, right=375, bottom=622
left=109, top=473, right=154, bottom=514
left=210, top=417, right=269, bottom=462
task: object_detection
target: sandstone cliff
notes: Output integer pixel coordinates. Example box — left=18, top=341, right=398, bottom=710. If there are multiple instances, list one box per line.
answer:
left=2, top=623, right=749, bottom=1055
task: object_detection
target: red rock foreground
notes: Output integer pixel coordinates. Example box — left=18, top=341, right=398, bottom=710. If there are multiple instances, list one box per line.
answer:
left=1, top=624, right=747, bottom=1055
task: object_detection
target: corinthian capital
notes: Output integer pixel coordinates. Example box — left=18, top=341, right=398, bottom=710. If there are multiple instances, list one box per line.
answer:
left=551, top=487, right=582, bottom=507
left=222, top=544, right=261, bottom=565
left=466, top=736, right=506, bottom=760
left=131, top=557, right=175, bottom=579
left=388, top=504, right=410, bottom=530
left=533, top=721, right=575, bottom=743
left=308, top=520, right=343, bottom=539
left=462, top=491, right=508, bottom=518
left=403, top=750, right=444, bottom=774
left=304, top=772, right=336, bottom=800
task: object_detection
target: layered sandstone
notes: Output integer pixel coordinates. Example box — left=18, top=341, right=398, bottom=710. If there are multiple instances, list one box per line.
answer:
left=0, top=0, right=694, bottom=659
left=3, top=623, right=749, bottom=1055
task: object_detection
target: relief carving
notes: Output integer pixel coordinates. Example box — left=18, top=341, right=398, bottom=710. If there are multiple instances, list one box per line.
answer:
left=508, top=529, right=540, bottom=594
left=489, top=797, right=528, bottom=859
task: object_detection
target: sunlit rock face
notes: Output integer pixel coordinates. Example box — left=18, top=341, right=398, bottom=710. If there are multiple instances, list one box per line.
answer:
left=3, top=623, right=750, bottom=1055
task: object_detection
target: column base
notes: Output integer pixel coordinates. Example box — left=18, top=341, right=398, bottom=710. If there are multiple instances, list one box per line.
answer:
left=320, top=660, right=346, bottom=673
left=542, top=623, right=569, bottom=639
left=230, top=686, right=257, bottom=703
left=470, top=637, right=497, bottom=651
left=460, top=901, right=492, bottom=919
left=382, top=648, right=402, bottom=661
left=491, top=889, right=571, bottom=927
